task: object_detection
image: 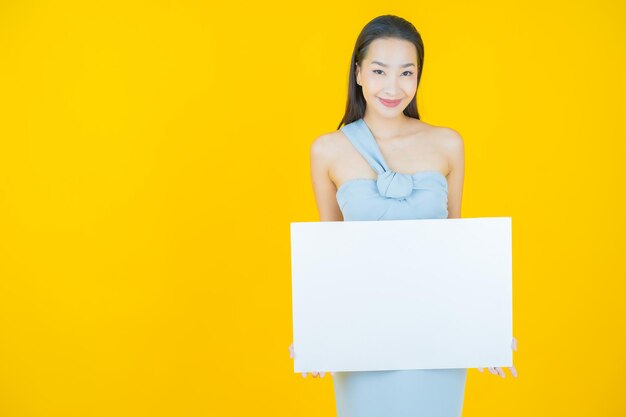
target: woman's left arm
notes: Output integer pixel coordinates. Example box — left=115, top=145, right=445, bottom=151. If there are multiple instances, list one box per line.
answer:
left=443, top=129, right=519, bottom=378
left=442, top=128, right=464, bottom=219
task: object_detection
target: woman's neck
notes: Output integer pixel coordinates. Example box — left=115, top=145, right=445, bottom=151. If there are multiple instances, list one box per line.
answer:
left=362, top=112, right=412, bottom=142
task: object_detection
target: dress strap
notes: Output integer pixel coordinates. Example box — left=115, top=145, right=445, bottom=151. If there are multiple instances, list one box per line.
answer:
left=339, top=118, right=415, bottom=200
left=339, top=119, right=389, bottom=175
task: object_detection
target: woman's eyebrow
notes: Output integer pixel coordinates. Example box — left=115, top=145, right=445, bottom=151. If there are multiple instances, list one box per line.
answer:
left=370, top=60, right=416, bottom=68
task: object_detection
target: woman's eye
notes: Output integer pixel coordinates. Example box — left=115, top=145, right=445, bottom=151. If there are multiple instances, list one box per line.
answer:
left=372, top=70, right=413, bottom=76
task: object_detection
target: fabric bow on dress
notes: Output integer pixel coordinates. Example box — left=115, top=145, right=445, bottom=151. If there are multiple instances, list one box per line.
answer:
left=376, top=170, right=414, bottom=199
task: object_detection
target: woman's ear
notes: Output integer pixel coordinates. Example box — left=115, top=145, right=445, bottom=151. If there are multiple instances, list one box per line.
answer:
left=355, top=62, right=361, bottom=86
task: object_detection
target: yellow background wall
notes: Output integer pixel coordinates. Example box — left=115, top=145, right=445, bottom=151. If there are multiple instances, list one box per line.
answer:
left=1, top=1, right=624, bottom=416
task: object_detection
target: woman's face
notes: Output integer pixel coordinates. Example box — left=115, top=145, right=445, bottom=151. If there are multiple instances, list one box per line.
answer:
left=356, top=37, right=418, bottom=117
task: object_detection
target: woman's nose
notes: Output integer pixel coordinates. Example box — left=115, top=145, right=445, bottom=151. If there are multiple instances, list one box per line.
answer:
left=383, top=79, right=400, bottom=96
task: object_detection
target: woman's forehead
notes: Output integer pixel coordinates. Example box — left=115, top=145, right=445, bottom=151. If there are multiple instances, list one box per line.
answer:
left=365, top=38, right=417, bottom=64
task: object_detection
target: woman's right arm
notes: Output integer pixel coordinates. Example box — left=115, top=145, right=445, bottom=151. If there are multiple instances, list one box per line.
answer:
left=288, top=134, right=342, bottom=379
left=310, top=134, right=343, bottom=222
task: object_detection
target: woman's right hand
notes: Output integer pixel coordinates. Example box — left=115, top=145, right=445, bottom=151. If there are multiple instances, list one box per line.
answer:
left=289, top=342, right=335, bottom=378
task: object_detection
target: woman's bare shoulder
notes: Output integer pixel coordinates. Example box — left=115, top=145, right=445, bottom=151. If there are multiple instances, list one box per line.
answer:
left=418, top=120, right=464, bottom=153
left=426, top=123, right=465, bottom=170
left=310, top=129, right=350, bottom=163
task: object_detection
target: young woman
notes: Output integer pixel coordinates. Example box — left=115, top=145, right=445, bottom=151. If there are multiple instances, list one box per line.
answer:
left=289, top=14, right=518, bottom=416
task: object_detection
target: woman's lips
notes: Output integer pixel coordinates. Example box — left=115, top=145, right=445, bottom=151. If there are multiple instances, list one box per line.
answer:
left=378, top=97, right=402, bottom=107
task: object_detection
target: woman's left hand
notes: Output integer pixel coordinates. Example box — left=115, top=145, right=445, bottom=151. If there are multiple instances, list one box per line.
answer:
left=477, top=336, right=518, bottom=378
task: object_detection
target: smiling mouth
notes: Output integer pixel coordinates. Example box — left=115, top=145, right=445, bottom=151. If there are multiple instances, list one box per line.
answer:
left=378, top=97, right=403, bottom=106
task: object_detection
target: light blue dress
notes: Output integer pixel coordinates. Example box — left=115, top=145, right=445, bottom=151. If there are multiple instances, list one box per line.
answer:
left=333, top=118, right=467, bottom=417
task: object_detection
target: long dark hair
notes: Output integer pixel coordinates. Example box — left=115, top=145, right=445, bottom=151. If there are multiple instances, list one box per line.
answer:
left=337, top=15, right=425, bottom=130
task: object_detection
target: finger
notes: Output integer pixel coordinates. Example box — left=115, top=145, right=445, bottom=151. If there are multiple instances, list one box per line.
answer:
left=509, top=365, right=518, bottom=378
left=488, top=367, right=497, bottom=375
left=289, top=344, right=295, bottom=359
left=496, top=367, right=505, bottom=378
left=312, top=372, right=319, bottom=378
left=320, top=372, right=326, bottom=378
left=331, top=372, right=335, bottom=377
left=302, top=372, right=307, bottom=378
left=512, top=337, right=517, bottom=351
left=477, top=367, right=484, bottom=372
